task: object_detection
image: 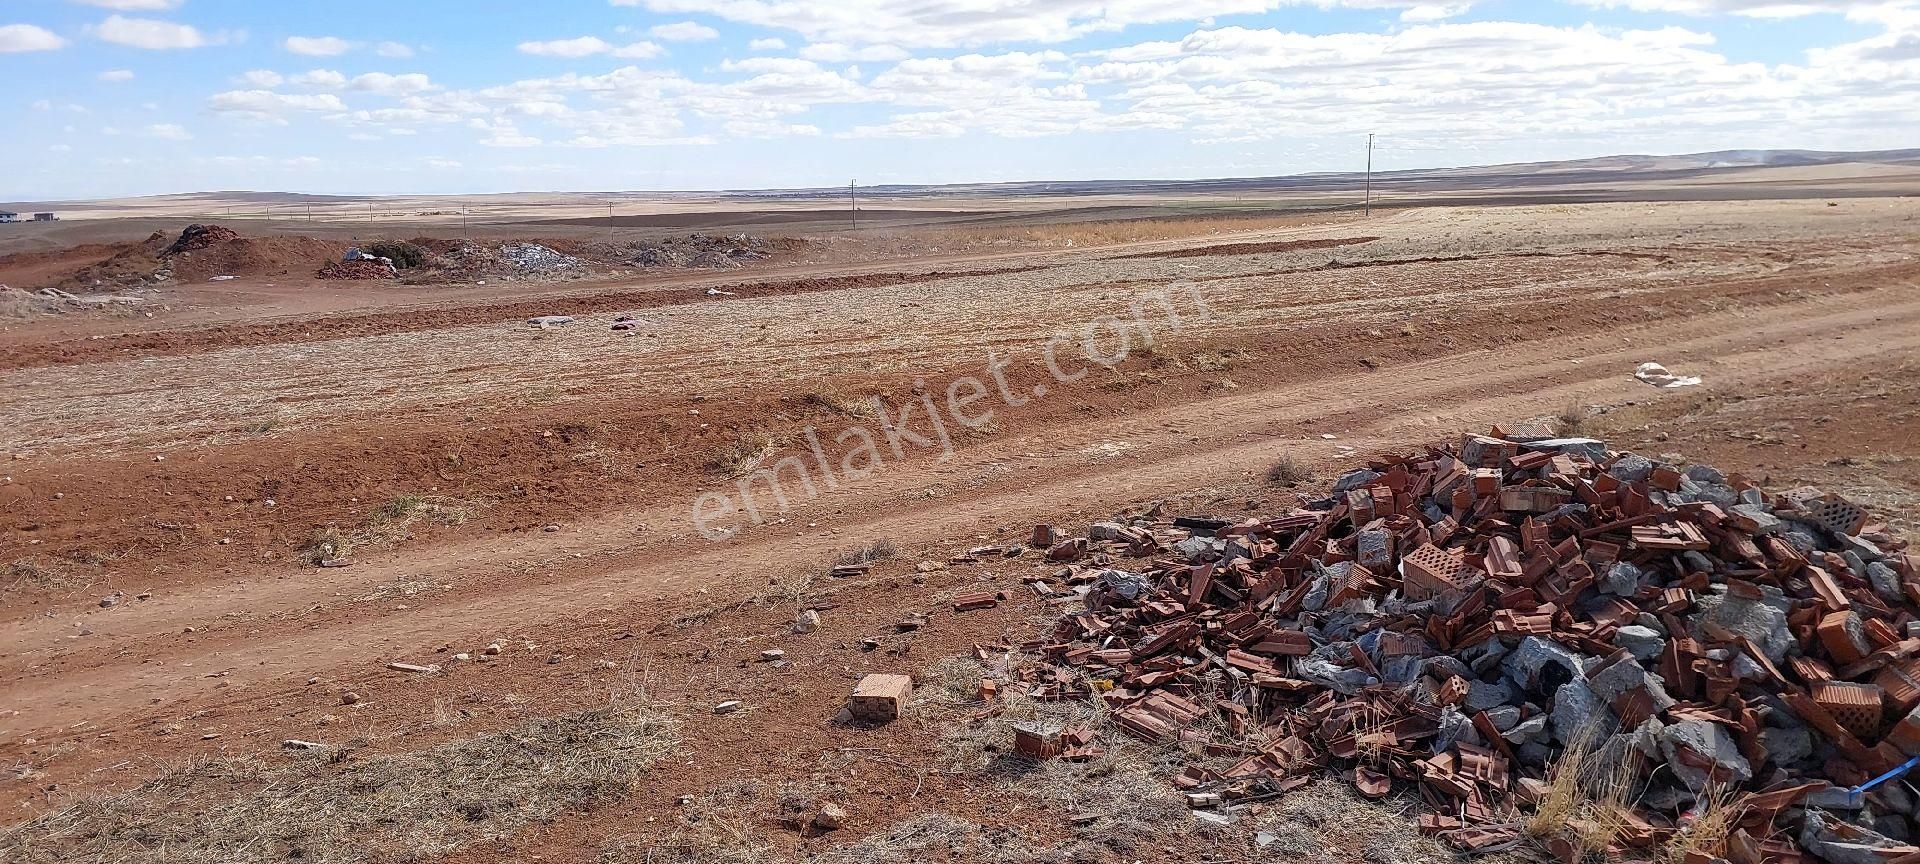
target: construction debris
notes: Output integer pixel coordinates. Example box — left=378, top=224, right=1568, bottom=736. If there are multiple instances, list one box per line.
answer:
left=848, top=673, right=912, bottom=723
left=1636, top=361, right=1703, bottom=388
left=628, top=233, right=772, bottom=270
left=317, top=259, right=398, bottom=280
left=984, top=426, right=1914, bottom=862
left=500, top=242, right=582, bottom=272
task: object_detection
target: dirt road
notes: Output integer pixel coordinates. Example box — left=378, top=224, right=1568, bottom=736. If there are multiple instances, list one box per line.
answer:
left=3, top=198, right=1919, bottom=838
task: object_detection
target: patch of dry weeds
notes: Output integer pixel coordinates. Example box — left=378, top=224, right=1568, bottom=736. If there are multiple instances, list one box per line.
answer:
left=2, top=700, right=679, bottom=864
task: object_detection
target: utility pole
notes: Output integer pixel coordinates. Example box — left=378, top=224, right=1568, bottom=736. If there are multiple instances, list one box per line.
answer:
left=1364, top=133, right=1375, bottom=218
left=608, top=202, right=615, bottom=244
left=849, top=180, right=858, bottom=230
left=461, top=205, right=469, bottom=239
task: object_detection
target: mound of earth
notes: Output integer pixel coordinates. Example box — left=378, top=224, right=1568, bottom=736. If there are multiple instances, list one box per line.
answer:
left=159, top=229, right=343, bottom=283
left=317, top=260, right=398, bottom=280
left=164, top=224, right=242, bottom=256
left=48, top=224, right=345, bottom=290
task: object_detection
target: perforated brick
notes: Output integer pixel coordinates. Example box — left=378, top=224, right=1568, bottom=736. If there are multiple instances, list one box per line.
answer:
left=1813, top=681, right=1886, bottom=740
left=1401, top=543, right=1478, bottom=601
left=1787, top=489, right=1869, bottom=537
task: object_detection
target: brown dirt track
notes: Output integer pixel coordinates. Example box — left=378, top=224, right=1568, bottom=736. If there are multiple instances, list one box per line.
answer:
left=4, top=197, right=1920, bottom=862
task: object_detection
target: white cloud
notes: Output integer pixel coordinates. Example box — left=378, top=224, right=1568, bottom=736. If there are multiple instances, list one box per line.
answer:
left=425, top=157, right=464, bottom=169
left=1400, top=3, right=1470, bottom=21
left=144, top=122, right=192, bottom=140
left=50, top=144, right=73, bottom=152
left=613, top=40, right=664, bottom=57
left=650, top=21, right=720, bottom=41
left=98, top=68, right=135, bottom=82
left=798, top=42, right=910, bottom=62
left=474, top=119, right=543, bottom=147
left=284, top=35, right=351, bottom=56
left=350, top=72, right=436, bottom=95
left=376, top=41, right=415, bottom=58
left=93, top=15, right=216, bottom=49
left=69, top=0, right=183, bottom=9
left=207, top=89, right=348, bottom=120
left=630, top=0, right=1458, bottom=47
left=31, top=99, right=53, bottom=111
left=748, top=37, right=787, bottom=50
left=1567, top=0, right=1898, bottom=15
left=518, top=36, right=614, bottom=57
left=517, top=35, right=662, bottom=58
left=0, top=23, right=67, bottom=53
left=290, top=68, right=347, bottom=89
left=237, top=69, right=284, bottom=87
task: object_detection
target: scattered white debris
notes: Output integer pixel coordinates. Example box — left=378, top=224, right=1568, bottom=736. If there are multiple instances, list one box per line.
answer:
left=705, top=288, right=737, bottom=296
left=527, top=315, right=575, bottom=327
left=208, top=275, right=238, bottom=282
left=385, top=662, right=441, bottom=674
left=1635, top=361, right=1702, bottom=389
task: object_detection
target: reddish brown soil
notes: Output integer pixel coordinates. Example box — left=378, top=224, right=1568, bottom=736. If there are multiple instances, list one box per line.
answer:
left=5, top=200, right=1920, bottom=862
left=1111, top=235, right=1379, bottom=259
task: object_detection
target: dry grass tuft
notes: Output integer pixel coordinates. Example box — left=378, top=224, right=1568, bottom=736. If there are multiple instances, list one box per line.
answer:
left=1253, top=781, right=1458, bottom=864
left=833, top=539, right=898, bottom=569
left=4, top=559, right=66, bottom=594
left=1664, top=782, right=1741, bottom=864
left=811, top=813, right=975, bottom=864
left=801, top=389, right=879, bottom=420
left=706, top=431, right=780, bottom=478
left=2, top=700, right=679, bottom=864
left=299, top=494, right=476, bottom=564
left=1527, top=725, right=1643, bottom=857
left=1265, top=454, right=1314, bottom=487
left=602, top=781, right=772, bottom=864
left=1556, top=401, right=1589, bottom=437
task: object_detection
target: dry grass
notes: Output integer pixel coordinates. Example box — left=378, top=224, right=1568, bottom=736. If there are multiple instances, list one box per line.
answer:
left=1254, top=782, right=1459, bottom=864
left=1556, top=401, right=1589, bottom=437
left=1527, top=726, right=1643, bottom=857
left=3, top=559, right=66, bottom=594
left=602, top=781, right=773, bottom=864
left=1, top=699, right=680, bottom=864
left=706, top=431, right=780, bottom=478
left=298, top=494, right=476, bottom=564
left=832, top=539, right=898, bottom=569
left=1265, top=454, right=1314, bottom=487
left=800, top=389, right=879, bottom=420
left=810, top=813, right=975, bottom=863
left=1663, top=782, right=1741, bottom=864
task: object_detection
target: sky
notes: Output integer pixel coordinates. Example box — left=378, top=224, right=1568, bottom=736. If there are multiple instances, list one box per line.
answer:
left=3, top=0, right=1918, bottom=199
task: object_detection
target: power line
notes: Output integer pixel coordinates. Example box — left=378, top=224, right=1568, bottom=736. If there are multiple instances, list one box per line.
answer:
left=1364, top=133, right=1375, bottom=218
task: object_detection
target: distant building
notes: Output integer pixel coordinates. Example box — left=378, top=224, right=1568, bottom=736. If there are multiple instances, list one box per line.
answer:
left=0, top=212, right=17, bottom=223
left=31, top=212, right=56, bottom=222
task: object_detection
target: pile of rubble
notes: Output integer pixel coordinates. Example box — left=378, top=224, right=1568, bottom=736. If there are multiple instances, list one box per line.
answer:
left=163, top=223, right=241, bottom=256
left=999, top=426, right=1916, bottom=862
left=500, top=242, right=582, bottom=272
left=627, top=233, right=770, bottom=270
left=316, top=260, right=398, bottom=280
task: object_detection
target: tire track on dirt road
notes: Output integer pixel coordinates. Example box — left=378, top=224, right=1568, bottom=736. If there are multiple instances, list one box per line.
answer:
left=7, top=284, right=1920, bottom=740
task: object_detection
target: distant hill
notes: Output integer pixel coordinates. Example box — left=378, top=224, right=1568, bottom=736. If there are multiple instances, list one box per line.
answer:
left=726, top=148, right=1920, bottom=201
